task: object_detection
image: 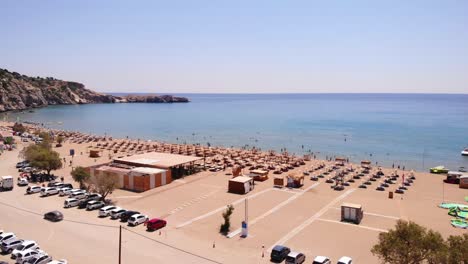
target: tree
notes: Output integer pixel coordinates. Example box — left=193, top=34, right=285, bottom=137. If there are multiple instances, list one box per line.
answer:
left=447, top=234, right=468, bottom=264
left=21, top=144, right=62, bottom=176
left=71, top=166, right=90, bottom=189
left=87, top=174, right=118, bottom=201
left=4, top=137, right=14, bottom=145
left=12, top=123, right=26, bottom=134
left=56, top=136, right=64, bottom=147
left=371, top=220, right=447, bottom=264
left=219, top=204, right=234, bottom=235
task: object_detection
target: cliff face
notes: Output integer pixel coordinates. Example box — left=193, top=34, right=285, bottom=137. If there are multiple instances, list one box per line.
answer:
left=0, top=69, right=189, bottom=112
left=0, top=69, right=115, bottom=112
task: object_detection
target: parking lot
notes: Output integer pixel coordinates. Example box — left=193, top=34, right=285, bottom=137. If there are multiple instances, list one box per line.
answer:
left=1, top=139, right=467, bottom=264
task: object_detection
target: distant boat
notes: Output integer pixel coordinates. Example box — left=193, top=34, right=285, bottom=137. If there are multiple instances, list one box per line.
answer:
left=430, top=166, right=449, bottom=174
left=462, top=148, right=468, bottom=156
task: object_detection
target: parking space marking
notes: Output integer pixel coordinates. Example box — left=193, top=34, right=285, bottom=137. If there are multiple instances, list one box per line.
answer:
left=227, top=183, right=320, bottom=238
left=167, top=190, right=219, bottom=215
left=176, top=188, right=274, bottom=228
left=330, top=207, right=400, bottom=220
left=269, top=188, right=355, bottom=251
left=316, top=218, right=389, bottom=233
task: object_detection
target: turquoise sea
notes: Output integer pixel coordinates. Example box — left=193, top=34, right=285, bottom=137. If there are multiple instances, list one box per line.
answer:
left=2, top=93, right=468, bottom=172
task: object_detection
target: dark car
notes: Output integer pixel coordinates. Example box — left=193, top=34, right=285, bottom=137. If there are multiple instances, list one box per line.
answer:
left=120, top=211, right=140, bottom=222
left=270, top=245, right=291, bottom=263
left=61, top=183, right=73, bottom=189
left=44, top=211, right=63, bottom=222
left=77, top=197, right=98, bottom=209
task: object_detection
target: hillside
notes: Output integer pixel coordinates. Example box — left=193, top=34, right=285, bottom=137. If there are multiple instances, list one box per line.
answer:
left=0, top=69, right=189, bottom=112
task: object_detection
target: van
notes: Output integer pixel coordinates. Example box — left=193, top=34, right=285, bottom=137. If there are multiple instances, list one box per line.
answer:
left=64, top=198, right=80, bottom=208
left=0, top=176, right=14, bottom=191
left=270, top=245, right=291, bottom=262
left=285, top=251, right=306, bottom=264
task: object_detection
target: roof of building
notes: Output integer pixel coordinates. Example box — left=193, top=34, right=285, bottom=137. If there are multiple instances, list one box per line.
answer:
left=130, top=167, right=166, bottom=175
left=342, top=203, right=362, bottom=209
left=114, top=152, right=202, bottom=169
left=229, top=176, right=253, bottom=183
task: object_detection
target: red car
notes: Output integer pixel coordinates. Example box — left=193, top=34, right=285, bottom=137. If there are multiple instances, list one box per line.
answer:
left=145, top=218, right=167, bottom=231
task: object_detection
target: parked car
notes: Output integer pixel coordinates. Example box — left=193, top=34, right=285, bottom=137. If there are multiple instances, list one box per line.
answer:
left=285, top=251, right=306, bottom=264
left=17, top=178, right=29, bottom=186
left=337, top=256, right=352, bottom=264
left=14, top=249, right=44, bottom=264
left=44, top=211, right=63, bottom=222
left=86, top=193, right=102, bottom=201
left=86, top=200, right=105, bottom=211
left=58, top=187, right=73, bottom=196
left=270, top=245, right=291, bottom=262
left=12, top=241, right=39, bottom=259
left=145, top=218, right=167, bottom=231
left=19, top=167, right=33, bottom=173
left=69, top=190, right=87, bottom=200
left=16, top=161, right=29, bottom=168
left=120, top=211, right=140, bottom=222
left=26, top=186, right=41, bottom=194
left=312, top=256, right=331, bottom=264
left=48, top=259, right=67, bottom=264
left=1, top=238, right=24, bottom=254
left=0, top=233, right=16, bottom=243
left=99, top=206, right=117, bottom=217
left=40, top=187, right=59, bottom=197
left=64, top=198, right=80, bottom=208
left=128, top=214, right=149, bottom=226
left=25, top=254, right=52, bottom=264
left=110, top=208, right=127, bottom=220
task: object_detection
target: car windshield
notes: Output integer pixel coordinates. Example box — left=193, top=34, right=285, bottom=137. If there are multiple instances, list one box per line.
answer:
left=286, top=256, right=295, bottom=262
left=27, top=257, right=38, bottom=263
left=17, top=244, right=25, bottom=250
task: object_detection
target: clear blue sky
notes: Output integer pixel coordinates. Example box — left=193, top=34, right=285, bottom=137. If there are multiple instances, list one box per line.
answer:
left=2, top=0, right=467, bottom=93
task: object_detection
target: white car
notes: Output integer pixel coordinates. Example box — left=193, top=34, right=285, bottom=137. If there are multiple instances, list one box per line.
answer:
left=312, top=256, right=331, bottom=264
left=17, top=178, right=29, bottom=186
left=110, top=208, right=126, bottom=219
left=48, top=259, right=67, bottom=264
left=86, top=200, right=105, bottom=210
left=15, top=249, right=45, bottom=264
left=26, top=186, right=41, bottom=194
left=58, top=187, right=73, bottom=196
left=40, top=187, right=59, bottom=197
left=0, top=232, right=16, bottom=243
left=86, top=193, right=102, bottom=201
left=64, top=198, right=80, bottom=208
left=25, top=254, right=52, bottom=264
left=68, top=190, right=87, bottom=199
left=128, top=214, right=149, bottom=226
left=12, top=240, right=39, bottom=259
left=337, top=256, right=353, bottom=264
left=99, top=206, right=117, bottom=217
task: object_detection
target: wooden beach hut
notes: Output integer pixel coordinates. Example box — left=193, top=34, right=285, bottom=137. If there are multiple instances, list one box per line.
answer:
left=341, top=203, right=363, bottom=224
left=250, top=169, right=269, bottom=181
left=274, top=175, right=285, bottom=188
left=228, top=176, right=254, bottom=194
left=287, top=173, right=304, bottom=188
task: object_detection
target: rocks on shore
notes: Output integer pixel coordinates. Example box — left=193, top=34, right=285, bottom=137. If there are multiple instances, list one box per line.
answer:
left=0, top=68, right=189, bottom=112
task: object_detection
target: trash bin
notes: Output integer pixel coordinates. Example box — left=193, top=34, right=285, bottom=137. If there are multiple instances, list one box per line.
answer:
left=388, top=191, right=393, bottom=199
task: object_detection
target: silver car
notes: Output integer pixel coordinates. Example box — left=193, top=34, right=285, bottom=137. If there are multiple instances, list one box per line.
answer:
left=1, top=238, right=24, bottom=254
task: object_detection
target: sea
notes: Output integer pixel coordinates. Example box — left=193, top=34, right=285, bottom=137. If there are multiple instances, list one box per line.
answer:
left=2, top=93, right=468, bottom=172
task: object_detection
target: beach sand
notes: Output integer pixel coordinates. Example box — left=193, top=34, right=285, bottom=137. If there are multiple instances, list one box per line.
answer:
left=0, top=121, right=466, bottom=263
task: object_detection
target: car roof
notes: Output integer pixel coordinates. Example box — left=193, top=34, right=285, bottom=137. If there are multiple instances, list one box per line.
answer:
left=338, top=256, right=352, bottom=262
left=148, top=218, right=164, bottom=223
left=272, top=245, right=287, bottom=251
left=288, top=251, right=302, bottom=258
left=0, top=232, right=14, bottom=237
left=314, top=256, right=329, bottom=262
left=48, top=211, right=62, bottom=216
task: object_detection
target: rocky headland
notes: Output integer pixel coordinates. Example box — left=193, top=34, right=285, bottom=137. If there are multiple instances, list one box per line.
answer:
left=0, top=68, right=189, bottom=112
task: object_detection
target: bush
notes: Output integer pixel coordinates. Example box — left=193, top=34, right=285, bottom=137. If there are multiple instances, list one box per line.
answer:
left=220, top=204, right=234, bottom=235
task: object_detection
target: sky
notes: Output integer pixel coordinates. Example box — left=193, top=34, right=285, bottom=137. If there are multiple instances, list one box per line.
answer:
left=1, top=0, right=468, bottom=94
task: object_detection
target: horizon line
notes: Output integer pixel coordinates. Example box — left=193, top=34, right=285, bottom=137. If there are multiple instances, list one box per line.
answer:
left=102, top=91, right=468, bottom=95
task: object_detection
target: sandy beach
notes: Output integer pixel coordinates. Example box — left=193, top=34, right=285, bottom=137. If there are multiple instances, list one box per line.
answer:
left=0, top=121, right=466, bottom=264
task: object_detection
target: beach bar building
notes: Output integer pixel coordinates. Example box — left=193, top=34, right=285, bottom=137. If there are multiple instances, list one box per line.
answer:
left=87, top=152, right=202, bottom=192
